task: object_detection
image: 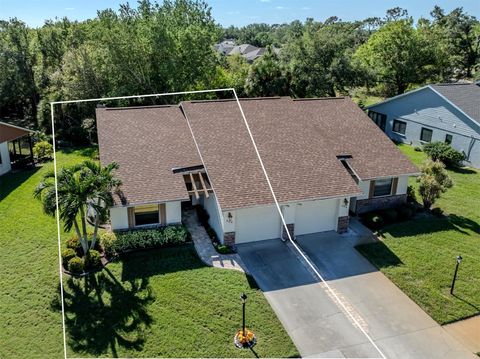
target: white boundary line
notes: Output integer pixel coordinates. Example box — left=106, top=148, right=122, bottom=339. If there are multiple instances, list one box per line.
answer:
left=50, top=87, right=385, bottom=359
left=231, top=89, right=387, bottom=359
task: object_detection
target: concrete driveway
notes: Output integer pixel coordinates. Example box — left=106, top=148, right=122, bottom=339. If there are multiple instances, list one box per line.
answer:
left=237, top=234, right=475, bottom=358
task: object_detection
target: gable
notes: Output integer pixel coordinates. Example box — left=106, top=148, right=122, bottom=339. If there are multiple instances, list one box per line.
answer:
left=369, top=87, right=480, bottom=137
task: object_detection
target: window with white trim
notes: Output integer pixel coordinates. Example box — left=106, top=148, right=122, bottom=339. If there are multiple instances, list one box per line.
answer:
left=368, top=110, right=387, bottom=131
left=392, top=119, right=407, bottom=135
left=134, top=205, right=159, bottom=226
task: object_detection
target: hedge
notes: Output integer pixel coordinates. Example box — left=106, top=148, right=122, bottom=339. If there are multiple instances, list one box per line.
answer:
left=100, top=224, right=190, bottom=256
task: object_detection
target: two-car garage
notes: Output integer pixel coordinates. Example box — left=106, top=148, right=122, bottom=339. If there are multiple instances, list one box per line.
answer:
left=233, top=198, right=340, bottom=244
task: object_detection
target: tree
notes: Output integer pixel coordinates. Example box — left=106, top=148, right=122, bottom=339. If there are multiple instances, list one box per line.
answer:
left=245, top=46, right=290, bottom=97
left=354, top=19, right=434, bottom=95
left=284, top=20, right=363, bottom=97
left=417, top=160, right=453, bottom=210
left=430, top=6, right=480, bottom=78
left=34, top=161, right=121, bottom=254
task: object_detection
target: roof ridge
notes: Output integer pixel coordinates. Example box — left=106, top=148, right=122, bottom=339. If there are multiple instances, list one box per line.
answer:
left=293, top=96, right=345, bottom=101
left=102, top=104, right=177, bottom=111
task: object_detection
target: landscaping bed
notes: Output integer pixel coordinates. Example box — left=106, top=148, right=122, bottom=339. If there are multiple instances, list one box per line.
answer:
left=356, top=143, right=480, bottom=325
left=195, top=205, right=234, bottom=254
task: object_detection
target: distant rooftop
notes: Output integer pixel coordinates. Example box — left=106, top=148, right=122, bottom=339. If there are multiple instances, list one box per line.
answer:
left=430, top=83, right=480, bottom=123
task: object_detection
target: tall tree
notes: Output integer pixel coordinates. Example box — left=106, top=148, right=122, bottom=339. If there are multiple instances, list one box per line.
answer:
left=244, top=46, right=290, bottom=97
left=354, top=19, right=434, bottom=95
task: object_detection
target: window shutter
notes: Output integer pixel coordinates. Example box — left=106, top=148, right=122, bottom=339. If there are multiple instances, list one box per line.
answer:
left=391, top=178, right=398, bottom=195
left=368, top=180, right=375, bottom=199
left=127, top=207, right=135, bottom=228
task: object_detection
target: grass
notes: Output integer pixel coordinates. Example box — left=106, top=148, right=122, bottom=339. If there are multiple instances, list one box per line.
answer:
left=357, top=143, right=480, bottom=325
left=0, top=148, right=298, bottom=358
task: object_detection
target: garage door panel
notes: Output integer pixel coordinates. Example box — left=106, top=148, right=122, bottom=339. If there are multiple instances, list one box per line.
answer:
left=236, top=206, right=281, bottom=243
left=294, top=199, right=338, bottom=236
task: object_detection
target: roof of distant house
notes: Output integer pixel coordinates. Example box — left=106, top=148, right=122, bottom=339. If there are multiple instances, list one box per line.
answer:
left=96, top=97, right=418, bottom=209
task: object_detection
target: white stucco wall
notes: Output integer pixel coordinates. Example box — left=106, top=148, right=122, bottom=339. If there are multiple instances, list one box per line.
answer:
left=166, top=201, right=182, bottom=224
left=0, top=142, right=11, bottom=176
left=337, top=197, right=350, bottom=217
left=397, top=176, right=409, bottom=195
left=110, top=207, right=129, bottom=230
left=203, top=193, right=224, bottom=240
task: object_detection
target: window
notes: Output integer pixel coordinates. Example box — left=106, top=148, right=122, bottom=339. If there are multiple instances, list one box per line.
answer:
left=368, top=110, right=387, bottom=131
left=134, top=204, right=159, bottom=226
left=445, top=134, right=453, bottom=144
left=373, top=178, right=393, bottom=197
left=392, top=119, right=407, bottom=135
left=420, top=127, right=433, bottom=142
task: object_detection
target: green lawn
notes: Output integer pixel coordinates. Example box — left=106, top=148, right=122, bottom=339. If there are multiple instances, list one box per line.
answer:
left=357, top=143, right=480, bottom=325
left=0, top=149, right=298, bottom=358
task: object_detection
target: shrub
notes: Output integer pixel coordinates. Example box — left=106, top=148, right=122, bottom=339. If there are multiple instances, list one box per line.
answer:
left=66, top=235, right=81, bottom=249
left=68, top=257, right=84, bottom=273
left=85, top=250, right=102, bottom=269
left=110, top=225, right=190, bottom=253
left=62, top=248, right=76, bottom=267
left=398, top=206, right=413, bottom=220
left=423, top=142, right=464, bottom=167
left=406, top=185, right=417, bottom=203
left=383, top=209, right=398, bottom=222
left=100, top=232, right=117, bottom=257
left=414, top=146, right=422, bottom=152
left=363, top=212, right=384, bottom=229
left=217, top=245, right=233, bottom=254
left=195, top=205, right=210, bottom=226
left=33, top=141, right=53, bottom=161
left=417, top=160, right=453, bottom=209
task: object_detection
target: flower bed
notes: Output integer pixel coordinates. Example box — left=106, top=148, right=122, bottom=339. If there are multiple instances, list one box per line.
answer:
left=61, top=234, right=105, bottom=276
left=100, top=224, right=190, bottom=258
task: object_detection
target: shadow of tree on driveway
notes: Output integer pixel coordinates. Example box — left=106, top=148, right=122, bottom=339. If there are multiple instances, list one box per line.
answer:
left=52, top=268, right=154, bottom=357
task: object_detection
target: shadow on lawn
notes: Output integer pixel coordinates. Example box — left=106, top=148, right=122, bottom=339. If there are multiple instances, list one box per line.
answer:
left=378, top=214, right=479, bottom=238
left=52, top=268, right=154, bottom=357
left=0, top=167, right=38, bottom=202
left=356, top=241, right=404, bottom=269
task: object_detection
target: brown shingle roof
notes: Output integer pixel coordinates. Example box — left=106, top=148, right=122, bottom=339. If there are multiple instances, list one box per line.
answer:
left=292, top=98, right=419, bottom=180
left=96, top=96, right=418, bottom=209
left=0, top=122, right=32, bottom=143
left=181, top=97, right=362, bottom=210
left=96, top=105, right=201, bottom=206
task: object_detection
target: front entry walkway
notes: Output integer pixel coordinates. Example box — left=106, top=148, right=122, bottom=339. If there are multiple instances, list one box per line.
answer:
left=183, top=209, right=248, bottom=273
left=238, top=231, right=475, bottom=358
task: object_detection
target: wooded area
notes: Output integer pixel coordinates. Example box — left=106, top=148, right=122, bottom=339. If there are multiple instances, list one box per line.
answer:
left=0, top=0, right=479, bottom=144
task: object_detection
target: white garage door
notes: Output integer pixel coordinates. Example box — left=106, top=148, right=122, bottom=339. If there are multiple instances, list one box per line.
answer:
left=235, top=206, right=281, bottom=244
left=294, top=199, right=338, bottom=236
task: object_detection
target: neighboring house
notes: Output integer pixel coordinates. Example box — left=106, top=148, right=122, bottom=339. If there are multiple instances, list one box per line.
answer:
left=96, top=97, right=418, bottom=246
left=0, top=121, right=33, bottom=176
left=214, top=40, right=277, bottom=63
left=367, top=83, right=480, bottom=168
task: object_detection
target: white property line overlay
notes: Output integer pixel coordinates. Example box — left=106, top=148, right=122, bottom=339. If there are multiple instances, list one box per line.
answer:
left=49, top=87, right=385, bottom=359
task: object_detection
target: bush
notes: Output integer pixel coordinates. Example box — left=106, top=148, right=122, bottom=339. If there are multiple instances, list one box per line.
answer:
left=100, top=232, right=117, bottom=257
left=371, top=215, right=384, bottom=229
left=68, top=257, right=84, bottom=273
left=195, top=205, right=210, bottom=226
left=109, top=225, right=190, bottom=253
left=423, top=142, right=464, bottom=167
left=406, top=185, right=417, bottom=203
left=414, top=146, right=422, bottom=152
left=66, top=235, right=81, bottom=249
left=33, top=141, right=53, bottom=161
left=363, top=212, right=384, bottom=229
left=61, top=248, right=76, bottom=267
left=217, top=245, right=233, bottom=254
left=398, top=206, right=414, bottom=220
left=84, top=250, right=102, bottom=269
left=383, top=209, right=398, bottom=222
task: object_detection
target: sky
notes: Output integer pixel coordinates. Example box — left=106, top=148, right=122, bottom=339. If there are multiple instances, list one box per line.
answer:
left=0, top=0, right=479, bottom=27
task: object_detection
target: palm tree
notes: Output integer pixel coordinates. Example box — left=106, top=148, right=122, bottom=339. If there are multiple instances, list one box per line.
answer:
left=34, top=160, right=121, bottom=255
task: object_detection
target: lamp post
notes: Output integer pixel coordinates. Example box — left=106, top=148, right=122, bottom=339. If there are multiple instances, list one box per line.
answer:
left=240, top=292, right=247, bottom=336
left=450, top=255, right=462, bottom=295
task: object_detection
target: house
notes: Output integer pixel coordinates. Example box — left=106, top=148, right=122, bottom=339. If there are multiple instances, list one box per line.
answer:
left=96, top=97, right=418, bottom=247
left=0, top=121, right=34, bottom=176
left=214, top=40, right=278, bottom=63
left=367, top=83, right=480, bottom=168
